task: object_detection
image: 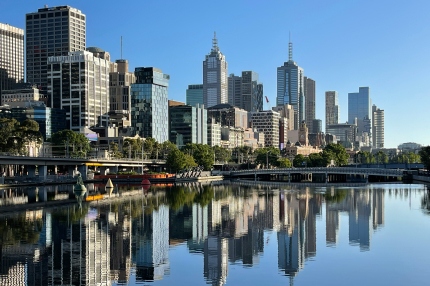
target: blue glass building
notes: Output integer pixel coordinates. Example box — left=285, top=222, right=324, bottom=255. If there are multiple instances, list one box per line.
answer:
left=186, top=84, right=204, bottom=107
left=348, top=87, right=372, bottom=141
left=131, top=67, right=169, bottom=143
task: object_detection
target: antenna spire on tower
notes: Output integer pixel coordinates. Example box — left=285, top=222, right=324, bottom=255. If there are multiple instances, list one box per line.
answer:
left=120, top=36, right=123, bottom=59
left=212, top=31, right=219, bottom=52
left=288, top=32, right=293, bottom=61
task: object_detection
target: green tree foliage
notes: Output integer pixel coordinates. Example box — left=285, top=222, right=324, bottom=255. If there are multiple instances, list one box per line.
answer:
left=419, top=146, right=430, bottom=170
left=159, top=141, right=178, bottom=159
left=50, top=130, right=91, bottom=157
left=293, top=154, right=308, bottom=167
left=0, top=118, right=43, bottom=155
left=109, top=142, right=123, bottom=159
left=277, top=157, right=292, bottom=168
left=375, top=150, right=389, bottom=164
left=322, top=143, right=349, bottom=166
left=213, top=145, right=231, bottom=163
left=308, top=152, right=326, bottom=167
left=122, top=137, right=143, bottom=159
left=181, top=143, right=214, bottom=170
left=254, top=147, right=280, bottom=168
left=166, top=149, right=197, bottom=173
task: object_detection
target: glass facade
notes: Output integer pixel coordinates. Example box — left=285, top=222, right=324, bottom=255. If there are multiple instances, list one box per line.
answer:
left=131, top=67, right=169, bottom=143
left=186, top=84, right=203, bottom=107
left=348, top=87, right=372, bottom=139
left=169, top=104, right=207, bottom=148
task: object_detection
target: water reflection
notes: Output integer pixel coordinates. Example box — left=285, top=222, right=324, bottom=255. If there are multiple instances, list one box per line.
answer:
left=0, top=183, right=428, bottom=285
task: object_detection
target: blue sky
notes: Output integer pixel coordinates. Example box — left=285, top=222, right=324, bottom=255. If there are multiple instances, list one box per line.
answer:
left=1, top=0, right=429, bottom=148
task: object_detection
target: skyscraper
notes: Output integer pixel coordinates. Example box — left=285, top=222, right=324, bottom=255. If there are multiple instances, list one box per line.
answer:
left=169, top=104, right=207, bottom=148
left=276, top=41, right=304, bottom=130
left=325, top=91, right=339, bottom=132
left=131, top=67, right=169, bottom=143
left=304, top=77, right=315, bottom=133
left=186, top=84, right=203, bottom=107
left=372, top=104, right=384, bottom=148
left=47, top=50, right=110, bottom=132
left=26, top=5, right=86, bottom=102
left=348, top=87, right=372, bottom=144
left=203, top=33, right=228, bottom=108
left=228, top=71, right=263, bottom=112
left=0, top=23, right=24, bottom=95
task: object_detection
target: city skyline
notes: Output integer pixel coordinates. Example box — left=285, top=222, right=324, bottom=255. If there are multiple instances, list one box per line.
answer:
left=1, top=0, right=429, bottom=147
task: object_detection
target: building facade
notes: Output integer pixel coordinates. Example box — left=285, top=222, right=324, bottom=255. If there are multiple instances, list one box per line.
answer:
left=348, top=87, right=372, bottom=143
left=250, top=110, right=280, bottom=148
left=326, top=123, right=357, bottom=146
left=203, top=33, right=228, bottom=108
left=325, top=91, right=339, bottom=132
left=26, top=6, right=86, bottom=100
left=0, top=23, right=24, bottom=95
left=1, top=83, right=40, bottom=104
left=207, top=104, right=248, bottom=129
left=372, top=104, right=384, bottom=148
left=169, top=104, right=207, bottom=148
left=228, top=71, right=263, bottom=112
left=47, top=51, right=110, bottom=132
left=109, top=59, right=136, bottom=126
left=276, top=43, right=304, bottom=130
left=304, top=77, right=315, bottom=133
left=131, top=67, right=169, bottom=143
left=186, top=84, right=204, bottom=107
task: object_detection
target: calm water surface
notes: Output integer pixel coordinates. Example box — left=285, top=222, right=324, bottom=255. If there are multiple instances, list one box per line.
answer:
left=0, top=182, right=429, bottom=286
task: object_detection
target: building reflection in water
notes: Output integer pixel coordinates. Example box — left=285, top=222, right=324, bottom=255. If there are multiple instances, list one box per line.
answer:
left=0, top=183, right=419, bottom=285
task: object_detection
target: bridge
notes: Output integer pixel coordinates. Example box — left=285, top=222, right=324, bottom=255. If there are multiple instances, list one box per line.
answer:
left=226, top=167, right=405, bottom=183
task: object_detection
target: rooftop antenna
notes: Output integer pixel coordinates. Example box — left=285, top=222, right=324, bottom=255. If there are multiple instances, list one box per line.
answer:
left=120, top=36, right=123, bottom=59
left=212, top=31, right=219, bottom=52
left=288, top=32, right=293, bottom=61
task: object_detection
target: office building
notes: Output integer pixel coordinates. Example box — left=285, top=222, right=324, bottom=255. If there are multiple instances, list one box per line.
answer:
left=109, top=59, right=136, bottom=125
left=272, top=104, right=295, bottom=131
left=186, top=84, right=204, bottom=107
left=228, top=71, right=263, bottom=112
left=304, top=77, right=315, bottom=132
left=203, top=33, right=228, bottom=108
left=372, top=104, right=384, bottom=148
left=207, top=103, right=248, bottom=129
left=207, top=119, right=221, bottom=147
left=250, top=110, right=280, bottom=147
left=1, top=83, right=40, bottom=104
left=0, top=23, right=24, bottom=95
left=325, top=91, right=339, bottom=132
left=326, top=123, right=357, bottom=146
left=131, top=67, right=169, bottom=143
left=276, top=41, right=304, bottom=130
left=169, top=103, right=207, bottom=148
left=312, top=119, right=322, bottom=133
left=348, top=87, right=372, bottom=143
left=26, top=5, right=86, bottom=100
left=47, top=50, right=110, bottom=132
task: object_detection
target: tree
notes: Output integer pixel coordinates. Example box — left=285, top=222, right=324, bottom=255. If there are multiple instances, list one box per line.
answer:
left=181, top=143, right=214, bottom=171
left=293, top=154, right=308, bottom=167
left=254, top=147, right=280, bottom=168
left=308, top=152, right=326, bottom=167
left=159, top=141, right=178, bottom=159
left=109, top=142, right=123, bottom=159
left=322, top=143, right=349, bottom=166
left=122, top=138, right=142, bottom=159
left=375, top=150, right=389, bottom=164
left=419, top=146, right=430, bottom=171
left=213, top=145, right=231, bottom=163
left=277, top=157, right=292, bottom=168
left=166, top=149, right=197, bottom=173
left=50, top=130, right=91, bottom=157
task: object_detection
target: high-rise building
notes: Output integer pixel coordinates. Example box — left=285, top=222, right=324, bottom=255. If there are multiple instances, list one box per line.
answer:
left=109, top=59, right=136, bottom=125
left=0, top=23, right=24, bottom=96
left=304, top=77, right=315, bottom=133
left=272, top=104, right=295, bottom=131
left=250, top=110, right=280, bottom=148
left=169, top=103, right=207, bottom=148
left=227, top=73, right=241, bottom=107
left=228, top=71, right=263, bottom=112
left=348, top=87, right=372, bottom=144
left=372, top=104, right=384, bottom=148
left=276, top=41, right=304, bottom=130
left=325, top=91, right=339, bottom=132
left=47, top=50, right=110, bottom=132
left=131, top=67, right=169, bottom=143
left=312, top=119, right=322, bottom=134
left=203, top=33, right=228, bottom=108
left=207, top=103, right=248, bottom=129
left=186, top=84, right=204, bottom=107
left=26, top=5, right=86, bottom=101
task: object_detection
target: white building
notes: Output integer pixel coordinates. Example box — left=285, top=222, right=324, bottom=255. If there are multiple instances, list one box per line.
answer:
left=250, top=110, right=280, bottom=148
left=47, top=50, right=110, bottom=132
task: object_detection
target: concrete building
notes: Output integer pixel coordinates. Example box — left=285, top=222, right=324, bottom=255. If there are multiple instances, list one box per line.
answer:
left=47, top=50, right=110, bottom=132
left=131, top=67, right=169, bottom=143
left=273, top=104, right=295, bottom=131
left=326, top=122, right=357, bottom=147
left=207, top=103, right=248, bottom=129
left=304, top=77, right=316, bottom=133
left=243, top=128, right=264, bottom=149
left=221, top=126, right=244, bottom=149
left=109, top=59, right=136, bottom=126
left=250, top=110, right=280, bottom=148
left=276, top=41, right=304, bottom=130
left=169, top=104, right=207, bottom=148
left=26, top=6, right=86, bottom=99
left=186, top=84, right=204, bottom=107
left=1, top=83, right=40, bottom=104
left=372, top=104, right=384, bottom=148
left=325, top=91, right=339, bottom=132
left=0, top=23, right=24, bottom=96
left=348, top=87, right=372, bottom=145
left=207, top=119, right=221, bottom=147
left=203, top=33, right=228, bottom=108
left=228, top=71, right=263, bottom=112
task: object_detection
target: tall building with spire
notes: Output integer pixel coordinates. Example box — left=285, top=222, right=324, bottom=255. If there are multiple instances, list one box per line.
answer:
left=276, top=40, right=304, bottom=130
left=325, top=91, right=339, bottom=132
left=26, top=6, right=86, bottom=104
left=203, top=32, right=228, bottom=108
left=0, top=23, right=24, bottom=94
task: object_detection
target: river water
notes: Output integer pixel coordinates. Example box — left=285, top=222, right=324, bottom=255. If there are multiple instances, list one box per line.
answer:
left=0, top=182, right=429, bottom=286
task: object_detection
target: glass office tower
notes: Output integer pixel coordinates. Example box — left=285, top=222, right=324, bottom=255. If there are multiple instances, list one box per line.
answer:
left=348, top=87, right=372, bottom=141
left=131, top=67, right=169, bottom=143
